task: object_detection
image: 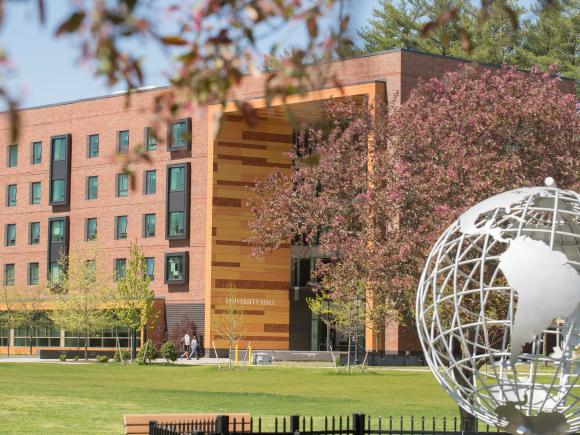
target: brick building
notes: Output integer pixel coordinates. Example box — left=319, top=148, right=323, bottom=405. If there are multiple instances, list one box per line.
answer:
left=0, top=49, right=571, bottom=355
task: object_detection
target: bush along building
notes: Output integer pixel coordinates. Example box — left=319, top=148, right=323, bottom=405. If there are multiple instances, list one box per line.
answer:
left=0, top=49, right=574, bottom=357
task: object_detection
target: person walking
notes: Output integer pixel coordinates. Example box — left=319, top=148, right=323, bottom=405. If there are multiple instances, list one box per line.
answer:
left=180, top=333, right=191, bottom=359
left=188, top=336, right=198, bottom=360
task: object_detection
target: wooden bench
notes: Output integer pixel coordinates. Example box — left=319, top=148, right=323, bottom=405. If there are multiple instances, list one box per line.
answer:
left=124, top=413, right=251, bottom=435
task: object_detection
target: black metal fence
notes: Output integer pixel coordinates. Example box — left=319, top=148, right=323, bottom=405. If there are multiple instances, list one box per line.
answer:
left=149, top=414, right=510, bottom=435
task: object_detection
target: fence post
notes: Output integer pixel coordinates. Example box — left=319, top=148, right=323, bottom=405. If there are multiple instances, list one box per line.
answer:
left=217, top=415, right=230, bottom=435
left=290, top=415, right=300, bottom=434
left=148, top=420, right=157, bottom=435
left=353, top=414, right=365, bottom=435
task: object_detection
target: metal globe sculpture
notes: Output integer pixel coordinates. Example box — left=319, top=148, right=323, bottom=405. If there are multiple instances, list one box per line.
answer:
left=416, top=180, right=580, bottom=435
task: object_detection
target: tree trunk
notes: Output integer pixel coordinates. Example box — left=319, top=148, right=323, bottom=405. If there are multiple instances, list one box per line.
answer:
left=6, top=317, right=11, bottom=358
left=84, top=328, right=89, bottom=361
left=130, top=329, right=137, bottom=362
left=29, top=321, right=33, bottom=355
left=228, top=339, right=232, bottom=370
left=347, top=335, right=351, bottom=374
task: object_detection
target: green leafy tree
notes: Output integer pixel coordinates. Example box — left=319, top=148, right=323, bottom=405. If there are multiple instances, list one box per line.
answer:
left=212, top=285, right=245, bottom=370
left=0, top=285, right=21, bottom=357
left=49, top=246, right=111, bottom=361
left=110, top=242, right=156, bottom=362
left=17, top=283, right=50, bottom=355
left=137, top=339, right=157, bottom=365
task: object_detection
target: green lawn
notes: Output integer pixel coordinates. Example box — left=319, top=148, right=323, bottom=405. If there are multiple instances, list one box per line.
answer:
left=0, top=363, right=457, bottom=434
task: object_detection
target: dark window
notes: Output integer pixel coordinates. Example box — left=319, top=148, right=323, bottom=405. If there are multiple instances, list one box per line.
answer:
left=30, top=182, right=41, bottom=205
left=87, top=134, right=99, bottom=158
left=7, top=144, right=17, bottom=167
left=115, top=216, right=127, bottom=240
left=51, top=179, right=65, bottom=203
left=144, top=214, right=156, bottom=238
left=49, top=262, right=61, bottom=285
left=50, top=220, right=64, bottom=244
left=4, top=264, right=14, bottom=286
left=145, top=127, right=157, bottom=151
left=29, top=222, right=40, bottom=245
left=118, top=130, right=129, bottom=154
left=52, top=137, right=66, bottom=162
left=28, top=262, right=39, bottom=285
left=86, top=176, right=98, bottom=200
left=168, top=119, right=188, bottom=150
left=145, top=170, right=156, bottom=195
left=114, top=258, right=126, bottom=281
left=145, top=257, right=155, bottom=280
left=167, top=212, right=184, bottom=237
left=31, top=142, right=42, bottom=164
left=6, top=184, right=16, bottom=207
left=168, top=166, right=184, bottom=192
left=86, top=218, right=97, bottom=241
left=165, top=253, right=186, bottom=283
left=116, top=174, right=128, bottom=197
left=5, top=224, right=15, bottom=246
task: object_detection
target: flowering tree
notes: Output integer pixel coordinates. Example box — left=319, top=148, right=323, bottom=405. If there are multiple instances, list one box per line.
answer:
left=249, top=64, right=578, bottom=348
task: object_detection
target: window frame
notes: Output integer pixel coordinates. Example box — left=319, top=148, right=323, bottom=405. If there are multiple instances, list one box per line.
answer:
left=6, top=184, right=16, bottom=207
left=116, top=173, right=129, bottom=197
left=86, top=218, right=97, bottom=241
left=28, top=262, right=39, bottom=286
left=29, top=222, right=40, bottom=245
left=114, top=258, right=127, bottom=281
left=4, top=264, right=15, bottom=286
left=5, top=224, right=16, bottom=247
left=115, top=215, right=128, bottom=240
left=167, top=211, right=185, bottom=238
left=145, top=127, right=157, bottom=151
left=117, top=130, right=129, bottom=154
left=87, top=134, right=99, bottom=158
left=144, top=170, right=156, bottom=195
left=50, top=219, right=65, bottom=244
left=30, top=182, right=41, bottom=205
left=164, top=252, right=188, bottom=285
left=31, top=142, right=42, bottom=165
left=145, top=257, right=155, bottom=281
left=86, top=176, right=98, bottom=200
left=7, top=144, right=18, bottom=168
left=167, top=118, right=191, bottom=151
left=143, top=213, right=156, bottom=238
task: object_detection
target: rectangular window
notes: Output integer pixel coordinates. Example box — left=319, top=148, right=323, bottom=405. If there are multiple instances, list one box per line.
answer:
left=168, top=166, right=184, bottom=192
left=52, top=137, right=66, bottom=162
left=169, top=119, right=188, bottom=149
left=29, top=222, right=40, bottom=245
left=30, top=182, right=41, bottom=205
left=87, top=134, right=99, bottom=158
left=49, top=262, right=61, bottom=285
left=31, top=142, right=42, bottom=164
left=115, top=216, right=127, bottom=240
left=118, top=130, right=129, bottom=154
left=144, top=214, right=156, bottom=238
left=28, top=262, right=39, bottom=285
left=145, top=170, right=156, bottom=195
left=86, top=218, right=97, bottom=241
left=5, top=224, right=15, bottom=246
left=51, top=179, right=65, bottom=203
left=4, top=264, right=14, bottom=286
left=7, top=144, right=17, bottom=167
left=50, top=220, right=64, bottom=244
left=165, top=253, right=186, bottom=283
left=6, top=184, right=16, bottom=207
left=168, top=212, right=184, bottom=237
left=145, top=257, right=155, bottom=280
left=145, top=127, right=157, bottom=151
left=115, top=258, right=127, bottom=281
left=116, top=174, right=128, bottom=197
left=86, top=176, right=98, bottom=200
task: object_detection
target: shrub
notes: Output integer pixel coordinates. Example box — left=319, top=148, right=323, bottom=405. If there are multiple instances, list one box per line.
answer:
left=58, top=353, right=67, bottom=362
left=160, top=341, right=178, bottom=363
left=114, top=349, right=131, bottom=363
left=137, top=340, right=157, bottom=365
left=73, top=355, right=79, bottom=362
left=96, top=355, right=109, bottom=363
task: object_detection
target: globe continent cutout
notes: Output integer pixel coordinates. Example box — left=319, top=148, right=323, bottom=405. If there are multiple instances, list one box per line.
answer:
left=416, top=186, right=580, bottom=435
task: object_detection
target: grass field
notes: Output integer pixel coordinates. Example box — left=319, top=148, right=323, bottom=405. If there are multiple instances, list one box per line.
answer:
left=0, top=363, right=457, bottom=434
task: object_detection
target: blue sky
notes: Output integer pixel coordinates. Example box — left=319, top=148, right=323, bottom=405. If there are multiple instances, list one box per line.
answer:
left=1, top=0, right=534, bottom=109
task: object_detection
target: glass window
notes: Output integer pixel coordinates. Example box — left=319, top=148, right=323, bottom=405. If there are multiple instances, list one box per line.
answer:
left=32, top=142, right=42, bottom=164
left=4, top=264, right=14, bottom=286
left=145, top=257, right=154, bottom=280
left=50, top=220, right=64, bottom=244
left=51, top=179, right=65, bottom=203
left=49, top=262, right=61, bottom=285
left=146, top=127, right=157, bottom=151
left=166, top=255, right=184, bottom=282
left=117, top=174, right=128, bottom=197
left=115, top=258, right=126, bottom=281
left=169, top=166, right=184, bottom=192
left=29, top=222, right=40, bottom=245
left=7, top=144, right=17, bottom=167
left=144, top=214, right=156, bottom=238
left=28, top=262, right=39, bottom=285
left=86, top=218, right=97, bottom=241
left=170, top=120, right=187, bottom=148
left=145, top=170, right=156, bottom=195
left=118, top=130, right=129, bottom=154
left=87, top=176, right=98, bottom=200
left=14, top=315, right=60, bottom=347
left=7, top=184, right=16, bottom=207
left=31, top=182, right=41, bottom=205
left=168, top=212, right=184, bottom=237
left=88, top=134, right=99, bottom=158
left=5, top=224, right=15, bottom=246
left=52, top=137, right=66, bottom=162
left=115, top=216, right=127, bottom=240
